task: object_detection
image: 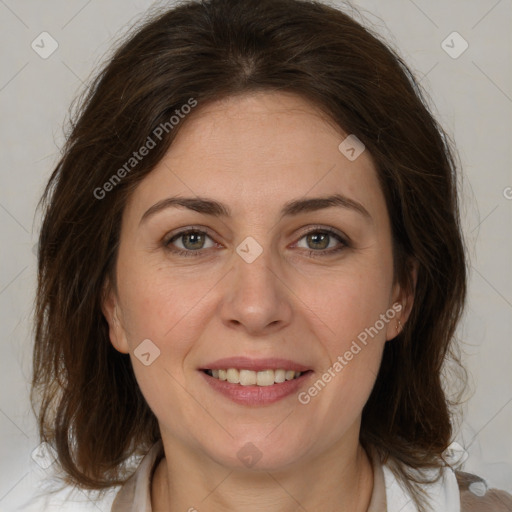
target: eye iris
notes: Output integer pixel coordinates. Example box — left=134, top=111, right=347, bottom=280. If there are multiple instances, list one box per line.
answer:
left=182, top=232, right=205, bottom=250
left=307, top=232, right=329, bottom=250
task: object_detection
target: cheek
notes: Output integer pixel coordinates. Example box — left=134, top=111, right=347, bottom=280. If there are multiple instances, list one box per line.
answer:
left=299, top=257, right=394, bottom=344
left=117, top=257, right=217, bottom=345
left=293, top=253, right=393, bottom=406
left=115, top=262, right=217, bottom=431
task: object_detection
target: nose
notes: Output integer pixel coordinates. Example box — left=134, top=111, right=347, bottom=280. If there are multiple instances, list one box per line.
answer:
left=219, top=246, right=293, bottom=336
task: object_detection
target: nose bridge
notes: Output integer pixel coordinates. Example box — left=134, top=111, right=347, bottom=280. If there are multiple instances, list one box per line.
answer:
left=235, top=239, right=276, bottom=291
left=220, top=236, right=292, bottom=333
left=233, top=236, right=280, bottom=303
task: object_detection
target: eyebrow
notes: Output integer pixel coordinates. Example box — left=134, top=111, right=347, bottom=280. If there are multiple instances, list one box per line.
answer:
left=139, top=193, right=372, bottom=225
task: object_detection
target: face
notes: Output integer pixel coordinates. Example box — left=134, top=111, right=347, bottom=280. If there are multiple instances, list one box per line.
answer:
left=103, top=91, right=414, bottom=472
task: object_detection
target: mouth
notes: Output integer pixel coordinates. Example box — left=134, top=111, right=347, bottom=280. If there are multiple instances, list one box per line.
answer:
left=199, top=360, right=314, bottom=406
left=198, top=357, right=313, bottom=405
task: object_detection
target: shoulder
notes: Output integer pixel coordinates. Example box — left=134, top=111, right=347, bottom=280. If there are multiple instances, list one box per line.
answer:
left=379, top=448, right=512, bottom=512
left=16, top=466, right=120, bottom=511
left=17, top=485, right=119, bottom=511
left=456, top=470, right=512, bottom=512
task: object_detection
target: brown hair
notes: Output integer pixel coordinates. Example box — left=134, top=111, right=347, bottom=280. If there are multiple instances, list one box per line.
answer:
left=32, top=0, right=467, bottom=508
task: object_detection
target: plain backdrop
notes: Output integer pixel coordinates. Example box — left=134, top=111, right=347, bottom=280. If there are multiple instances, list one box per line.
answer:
left=1, top=0, right=511, bottom=510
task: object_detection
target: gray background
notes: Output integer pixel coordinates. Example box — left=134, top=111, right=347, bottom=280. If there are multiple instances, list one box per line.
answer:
left=1, top=0, right=511, bottom=509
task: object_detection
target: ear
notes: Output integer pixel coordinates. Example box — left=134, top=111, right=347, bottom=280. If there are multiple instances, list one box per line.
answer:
left=101, top=277, right=130, bottom=354
left=385, top=257, right=419, bottom=341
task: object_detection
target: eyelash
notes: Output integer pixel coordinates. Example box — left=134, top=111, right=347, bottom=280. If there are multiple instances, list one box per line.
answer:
left=163, top=226, right=349, bottom=258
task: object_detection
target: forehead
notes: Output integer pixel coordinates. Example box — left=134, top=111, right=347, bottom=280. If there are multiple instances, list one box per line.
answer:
left=124, top=91, right=386, bottom=224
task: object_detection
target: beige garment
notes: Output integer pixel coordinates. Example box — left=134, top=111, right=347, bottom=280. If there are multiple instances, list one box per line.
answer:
left=456, top=471, right=512, bottom=511
left=111, top=440, right=512, bottom=511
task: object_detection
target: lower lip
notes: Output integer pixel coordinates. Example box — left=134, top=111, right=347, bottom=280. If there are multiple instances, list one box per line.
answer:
left=200, top=371, right=313, bottom=406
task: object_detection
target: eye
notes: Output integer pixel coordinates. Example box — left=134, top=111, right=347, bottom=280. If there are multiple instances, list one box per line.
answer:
left=164, top=228, right=217, bottom=256
left=295, top=228, right=348, bottom=256
left=163, top=226, right=348, bottom=258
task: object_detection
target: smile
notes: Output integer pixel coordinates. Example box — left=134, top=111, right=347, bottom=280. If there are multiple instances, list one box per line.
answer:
left=200, top=368, right=313, bottom=406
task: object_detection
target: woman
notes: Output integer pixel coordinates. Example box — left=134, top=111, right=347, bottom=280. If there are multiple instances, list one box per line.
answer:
left=31, top=0, right=512, bottom=510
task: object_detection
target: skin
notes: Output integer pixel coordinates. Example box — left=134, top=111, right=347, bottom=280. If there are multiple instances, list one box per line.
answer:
left=103, top=91, right=416, bottom=512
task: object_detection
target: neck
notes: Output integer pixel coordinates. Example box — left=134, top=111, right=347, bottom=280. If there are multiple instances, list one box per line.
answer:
left=152, top=438, right=374, bottom=512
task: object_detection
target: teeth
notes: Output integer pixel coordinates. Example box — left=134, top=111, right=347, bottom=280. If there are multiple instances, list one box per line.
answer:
left=206, top=368, right=304, bottom=385
left=239, top=369, right=257, bottom=386
left=274, top=369, right=286, bottom=383
left=226, top=368, right=240, bottom=384
left=285, top=370, right=295, bottom=381
left=256, top=369, right=274, bottom=386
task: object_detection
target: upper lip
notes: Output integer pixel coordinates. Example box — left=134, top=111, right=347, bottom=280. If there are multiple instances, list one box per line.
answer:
left=200, top=357, right=311, bottom=372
